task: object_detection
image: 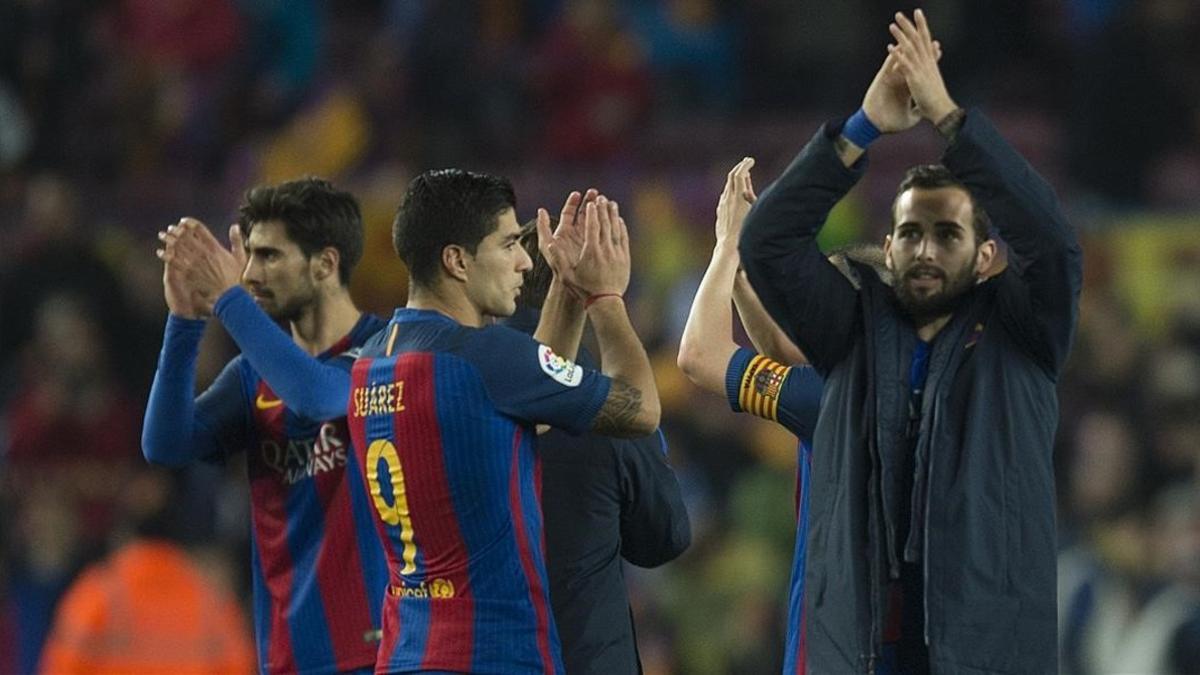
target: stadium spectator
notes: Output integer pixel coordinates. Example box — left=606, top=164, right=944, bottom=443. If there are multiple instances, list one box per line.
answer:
left=37, top=466, right=255, bottom=675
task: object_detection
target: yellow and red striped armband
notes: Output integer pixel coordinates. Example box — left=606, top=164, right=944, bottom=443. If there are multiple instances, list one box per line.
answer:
left=737, top=354, right=791, bottom=422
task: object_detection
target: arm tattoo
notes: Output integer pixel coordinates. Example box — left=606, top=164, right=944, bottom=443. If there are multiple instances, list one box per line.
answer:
left=935, top=107, right=966, bottom=141
left=591, top=380, right=644, bottom=434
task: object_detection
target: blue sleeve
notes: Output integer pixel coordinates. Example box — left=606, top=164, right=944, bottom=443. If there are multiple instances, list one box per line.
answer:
left=142, top=316, right=246, bottom=466
left=465, top=325, right=611, bottom=435
left=213, top=286, right=351, bottom=419
left=724, top=347, right=823, bottom=443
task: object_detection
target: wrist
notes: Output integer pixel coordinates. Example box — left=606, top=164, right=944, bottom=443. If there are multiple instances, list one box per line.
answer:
left=584, top=292, right=623, bottom=309
left=842, top=108, right=882, bottom=149
left=925, top=97, right=959, bottom=126
left=714, top=239, right=739, bottom=256
left=551, top=275, right=586, bottom=304
left=934, top=106, right=965, bottom=140
left=167, top=311, right=206, bottom=325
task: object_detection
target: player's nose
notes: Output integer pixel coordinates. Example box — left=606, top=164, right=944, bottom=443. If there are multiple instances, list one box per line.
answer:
left=515, top=246, right=533, bottom=273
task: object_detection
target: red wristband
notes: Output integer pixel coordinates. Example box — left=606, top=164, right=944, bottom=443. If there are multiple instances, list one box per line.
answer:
left=584, top=292, right=623, bottom=308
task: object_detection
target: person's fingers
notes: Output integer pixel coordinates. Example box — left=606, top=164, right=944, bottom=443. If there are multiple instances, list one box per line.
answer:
left=880, top=49, right=898, bottom=72
left=614, top=216, right=629, bottom=252
left=228, top=224, right=248, bottom=267
left=727, top=158, right=744, bottom=185
left=584, top=201, right=599, bottom=250
left=186, top=219, right=222, bottom=255
left=894, top=12, right=920, bottom=43
left=740, top=160, right=757, bottom=203
left=595, top=196, right=613, bottom=248
left=559, top=191, right=582, bottom=231
left=915, top=8, right=933, bottom=43
left=887, top=43, right=915, bottom=76
left=580, top=187, right=600, bottom=224
left=178, top=217, right=207, bottom=238
left=934, top=40, right=942, bottom=61
left=894, top=14, right=932, bottom=62
left=903, top=11, right=935, bottom=60
left=889, top=22, right=914, bottom=53
left=608, top=200, right=621, bottom=244
left=228, top=224, right=245, bottom=252
left=171, top=225, right=203, bottom=259
left=536, top=207, right=553, bottom=253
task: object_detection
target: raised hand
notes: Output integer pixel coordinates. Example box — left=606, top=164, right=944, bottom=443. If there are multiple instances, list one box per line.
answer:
left=861, top=50, right=923, bottom=134
left=571, top=195, right=630, bottom=299
left=537, top=188, right=598, bottom=291
left=862, top=22, right=943, bottom=133
left=888, top=9, right=957, bottom=124
left=158, top=218, right=248, bottom=316
left=156, top=219, right=211, bottom=318
left=715, top=157, right=756, bottom=245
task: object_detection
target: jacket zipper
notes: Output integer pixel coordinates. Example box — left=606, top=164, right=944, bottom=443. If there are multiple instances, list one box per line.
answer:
left=922, top=399, right=939, bottom=647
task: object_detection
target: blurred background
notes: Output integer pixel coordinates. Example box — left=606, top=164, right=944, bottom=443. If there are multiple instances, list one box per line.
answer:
left=2, top=0, right=1199, bottom=673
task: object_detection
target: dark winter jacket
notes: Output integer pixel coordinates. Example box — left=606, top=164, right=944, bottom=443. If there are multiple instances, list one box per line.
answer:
left=740, top=110, right=1082, bottom=674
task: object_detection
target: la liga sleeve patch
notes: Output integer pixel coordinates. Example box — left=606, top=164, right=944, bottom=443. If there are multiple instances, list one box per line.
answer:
left=537, top=344, right=583, bottom=387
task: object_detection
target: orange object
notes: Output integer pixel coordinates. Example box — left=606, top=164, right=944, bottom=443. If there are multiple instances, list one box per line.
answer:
left=38, top=540, right=255, bottom=675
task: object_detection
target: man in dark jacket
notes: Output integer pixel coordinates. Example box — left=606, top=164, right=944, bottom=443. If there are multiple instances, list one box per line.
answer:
left=503, top=216, right=692, bottom=675
left=739, top=10, right=1082, bottom=674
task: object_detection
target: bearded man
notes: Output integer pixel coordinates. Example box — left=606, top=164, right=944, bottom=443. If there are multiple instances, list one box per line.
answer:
left=739, top=10, right=1082, bottom=674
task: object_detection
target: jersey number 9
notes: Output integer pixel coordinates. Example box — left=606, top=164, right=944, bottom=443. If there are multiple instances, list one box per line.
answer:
left=366, top=439, right=418, bottom=575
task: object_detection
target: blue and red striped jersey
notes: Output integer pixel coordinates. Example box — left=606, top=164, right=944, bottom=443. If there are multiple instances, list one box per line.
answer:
left=347, top=308, right=611, bottom=674
left=203, top=313, right=389, bottom=674
left=724, top=348, right=822, bottom=675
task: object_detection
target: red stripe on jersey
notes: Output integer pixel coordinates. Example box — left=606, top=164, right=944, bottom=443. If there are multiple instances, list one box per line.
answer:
left=390, top=353, right=475, bottom=671
left=347, top=359, right=403, bottom=669
left=534, top=453, right=545, bottom=556
left=378, top=592, right=402, bottom=670
left=797, top=607, right=807, bottom=675
left=249, top=381, right=298, bottom=675
left=310, top=421, right=373, bottom=670
left=508, top=427, right=555, bottom=674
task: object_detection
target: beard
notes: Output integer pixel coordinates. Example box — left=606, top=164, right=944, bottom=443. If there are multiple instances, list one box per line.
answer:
left=893, top=257, right=978, bottom=322
left=259, top=284, right=318, bottom=323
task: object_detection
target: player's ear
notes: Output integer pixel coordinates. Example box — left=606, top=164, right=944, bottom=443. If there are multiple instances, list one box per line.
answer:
left=883, top=234, right=895, bottom=271
left=442, top=244, right=470, bottom=283
left=974, top=239, right=997, bottom=278
left=313, top=246, right=340, bottom=283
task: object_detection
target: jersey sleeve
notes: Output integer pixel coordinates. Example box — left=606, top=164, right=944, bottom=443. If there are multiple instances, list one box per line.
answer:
left=724, top=347, right=823, bottom=443
left=465, top=325, right=612, bottom=435
left=193, top=356, right=253, bottom=461
left=213, top=286, right=352, bottom=419
left=142, top=316, right=247, bottom=466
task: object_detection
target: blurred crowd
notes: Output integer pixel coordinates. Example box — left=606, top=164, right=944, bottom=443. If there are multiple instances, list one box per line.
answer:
left=2, top=1, right=1199, bottom=673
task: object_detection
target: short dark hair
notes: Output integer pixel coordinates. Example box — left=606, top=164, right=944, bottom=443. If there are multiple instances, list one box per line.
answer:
left=238, top=177, right=364, bottom=285
left=517, top=218, right=553, bottom=310
left=392, top=169, right=517, bottom=288
left=892, top=164, right=991, bottom=244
